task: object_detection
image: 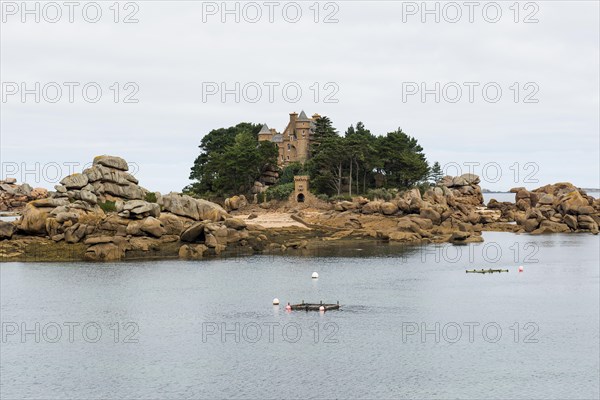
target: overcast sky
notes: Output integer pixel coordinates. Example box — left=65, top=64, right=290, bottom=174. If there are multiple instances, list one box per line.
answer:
left=1, top=1, right=598, bottom=192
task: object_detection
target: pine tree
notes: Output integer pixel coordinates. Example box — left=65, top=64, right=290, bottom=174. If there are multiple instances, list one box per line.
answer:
left=430, top=161, right=443, bottom=184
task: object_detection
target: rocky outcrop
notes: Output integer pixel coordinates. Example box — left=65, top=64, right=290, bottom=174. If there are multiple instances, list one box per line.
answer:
left=381, top=202, right=399, bottom=215
left=439, top=174, right=484, bottom=206
left=251, top=181, right=267, bottom=195
left=224, top=195, right=248, bottom=211
left=120, top=200, right=160, bottom=219
left=84, top=243, right=125, bottom=261
left=161, top=193, right=228, bottom=221
left=260, top=164, right=280, bottom=186
left=0, top=221, right=16, bottom=239
left=178, top=244, right=208, bottom=260
left=510, top=183, right=598, bottom=234
left=487, top=199, right=517, bottom=221
left=93, top=155, right=130, bottom=171
left=2, top=155, right=255, bottom=261
left=329, top=174, right=491, bottom=226
left=319, top=174, right=492, bottom=244
left=0, top=178, right=49, bottom=212
left=180, top=222, right=206, bottom=243
left=330, top=174, right=485, bottom=220
left=5, top=161, right=595, bottom=262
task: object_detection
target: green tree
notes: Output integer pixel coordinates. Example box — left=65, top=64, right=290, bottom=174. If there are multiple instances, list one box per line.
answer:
left=345, top=122, right=377, bottom=195
left=185, top=123, right=278, bottom=197
left=186, top=117, right=432, bottom=199
left=377, top=128, right=429, bottom=189
left=310, top=115, right=338, bottom=156
left=278, top=162, right=305, bottom=184
left=306, top=134, right=347, bottom=196
left=429, top=161, right=443, bottom=184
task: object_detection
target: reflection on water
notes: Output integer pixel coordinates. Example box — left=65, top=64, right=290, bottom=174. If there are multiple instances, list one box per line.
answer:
left=0, top=232, right=598, bottom=399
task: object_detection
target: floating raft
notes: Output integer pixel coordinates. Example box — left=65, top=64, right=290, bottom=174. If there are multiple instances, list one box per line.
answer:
left=466, top=269, right=509, bottom=274
left=290, top=300, right=340, bottom=311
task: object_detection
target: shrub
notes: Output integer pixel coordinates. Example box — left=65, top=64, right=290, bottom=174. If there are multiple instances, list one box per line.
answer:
left=145, top=192, right=158, bottom=203
left=330, top=194, right=352, bottom=202
left=278, top=162, right=304, bottom=184
left=265, top=182, right=295, bottom=201
left=98, top=200, right=116, bottom=213
left=366, top=188, right=395, bottom=201
left=414, top=182, right=434, bottom=196
left=316, top=194, right=329, bottom=202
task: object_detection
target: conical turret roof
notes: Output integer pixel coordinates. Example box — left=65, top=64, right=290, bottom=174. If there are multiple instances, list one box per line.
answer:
left=297, top=110, right=310, bottom=121
left=259, top=124, right=271, bottom=134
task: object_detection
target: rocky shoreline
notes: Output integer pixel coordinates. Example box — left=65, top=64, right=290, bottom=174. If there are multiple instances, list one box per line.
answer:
left=0, top=155, right=598, bottom=262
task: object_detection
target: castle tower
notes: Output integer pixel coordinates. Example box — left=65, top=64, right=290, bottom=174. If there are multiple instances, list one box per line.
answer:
left=295, top=111, right=311, bottom=162
left=288, top=112, right=298, bottom=132
left=294, top=175, right=309, bottom=202
left=262, top=111, right=320, bottom=167
left=258, top=124, right=273, bottom=142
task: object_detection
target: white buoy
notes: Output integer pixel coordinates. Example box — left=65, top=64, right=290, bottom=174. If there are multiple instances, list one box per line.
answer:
left=272, top=298, right=280, bottom=305
left=312, top=272, right=319, bottom=279
left=319, top=305, right=325, bottom=312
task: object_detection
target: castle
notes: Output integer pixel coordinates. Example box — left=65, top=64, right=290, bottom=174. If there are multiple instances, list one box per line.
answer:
left=258, top=111, right=320, bottom=167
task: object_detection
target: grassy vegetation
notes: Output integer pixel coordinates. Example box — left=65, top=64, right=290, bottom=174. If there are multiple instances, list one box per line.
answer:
left=98, top=200, right=117, bottom=213
left=366, top=188, right=396, bottom=201
left=316, top=194, right=329, bottom=202
left=144, top=192, right=158, bottom=203
left=330, top=194, right=353, bottom=202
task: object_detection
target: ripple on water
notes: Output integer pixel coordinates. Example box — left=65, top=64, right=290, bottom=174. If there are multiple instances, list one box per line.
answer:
left=0, top=232, right=598, bottom=399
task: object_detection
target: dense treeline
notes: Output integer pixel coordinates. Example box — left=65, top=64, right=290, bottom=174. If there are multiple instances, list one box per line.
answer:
left=184, top=123, right=278, bottom=197
left=185, top=116, right=441, bottom=199
left=306, top=117, right=431, bottom=196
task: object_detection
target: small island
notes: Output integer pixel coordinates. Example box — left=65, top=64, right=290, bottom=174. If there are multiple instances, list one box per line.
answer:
left=1, top=112, right=598, bottom=262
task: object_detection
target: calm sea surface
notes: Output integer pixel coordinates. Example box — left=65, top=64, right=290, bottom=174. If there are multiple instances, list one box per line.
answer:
left=1, top=232, right=599, bottom=399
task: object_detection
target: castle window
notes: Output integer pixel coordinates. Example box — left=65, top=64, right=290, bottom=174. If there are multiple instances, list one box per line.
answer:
left=287, top=144, right=291, bottom=151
